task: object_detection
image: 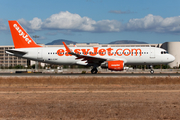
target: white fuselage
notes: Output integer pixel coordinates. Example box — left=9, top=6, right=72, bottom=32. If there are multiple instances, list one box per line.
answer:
left=10, top=46, right=175, bottom=66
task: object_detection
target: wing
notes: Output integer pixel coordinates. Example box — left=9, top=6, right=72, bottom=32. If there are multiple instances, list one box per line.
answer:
left=62, top=42, right=107, bottom=66
left=62, top=42, right=127, bottom=66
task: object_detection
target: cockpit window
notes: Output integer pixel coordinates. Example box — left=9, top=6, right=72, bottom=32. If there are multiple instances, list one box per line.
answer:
left=161, top=51, right=168, bottom=54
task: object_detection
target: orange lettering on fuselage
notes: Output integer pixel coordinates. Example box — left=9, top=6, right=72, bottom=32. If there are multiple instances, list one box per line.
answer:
left=99, top=49, right=106, bottom=56
left=89, top=47, right=98, bottom=56
left=81, top=49, right=90, bottom=55
left=56, top=48, right=142, bottom=56
left=131, top=49, right=142, bottom=56
left=116, top=49, right=122, bottom=56
left=123, top=49, right=131, bottom=56
left=74, top=49, right=81, bottom=54
left=106, top=48, right=113, bottom=56
left=57, top=49, right=64, bottom=56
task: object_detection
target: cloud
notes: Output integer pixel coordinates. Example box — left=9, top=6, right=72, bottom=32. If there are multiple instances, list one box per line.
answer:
left=126, top=14, right=163, bottom=31
left=126, top=14, right=180, bottom=33
left=18, top=17, right=42, bottom=32
left=13, top=11, right=180, bottom=34
left=109, top=10, right=136, bottom=14
left=18, top=11, right=123, bottom=33
left=29, top=17, right=43, bottom=30
left=94, top=20, right=123, bottom=32
left=42, top=11, right=96, bottom=31
left=0, top=19, right=7, bottom=31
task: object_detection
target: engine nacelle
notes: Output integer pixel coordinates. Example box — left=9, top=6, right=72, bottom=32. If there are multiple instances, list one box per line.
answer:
left=101, top=60, right=124, bottom=71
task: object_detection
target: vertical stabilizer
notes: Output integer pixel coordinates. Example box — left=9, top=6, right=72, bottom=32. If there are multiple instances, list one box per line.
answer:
left=8, top=21, right=41, bottom=48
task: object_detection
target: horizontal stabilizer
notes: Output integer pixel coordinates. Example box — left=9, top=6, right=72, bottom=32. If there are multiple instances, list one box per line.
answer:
left=6, top=49, right=27, bottom=55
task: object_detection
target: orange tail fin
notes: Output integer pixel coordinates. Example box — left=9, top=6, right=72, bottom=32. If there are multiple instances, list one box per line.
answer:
left=8, top=21, right=41, bottom=48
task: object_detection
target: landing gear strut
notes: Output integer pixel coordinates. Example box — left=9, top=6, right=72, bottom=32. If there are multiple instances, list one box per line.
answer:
left=150, top=65, right=154, bottom=74
left=91, top=68, right=98, bottom=74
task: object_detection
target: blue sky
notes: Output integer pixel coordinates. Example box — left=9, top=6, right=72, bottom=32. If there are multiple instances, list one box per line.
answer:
left=1, top=0, right=180, bottom=45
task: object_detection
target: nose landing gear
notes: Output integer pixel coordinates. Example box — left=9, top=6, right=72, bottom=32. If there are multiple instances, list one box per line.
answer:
left=150, top=69, right=154, bottom=74
left=150, top=65, right=154, bottom=74
left=91, top=68, right=98, bottom=74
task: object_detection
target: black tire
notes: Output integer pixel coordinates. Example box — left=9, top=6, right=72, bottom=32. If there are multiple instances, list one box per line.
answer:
left=150, top=70, right=154, bottom=74
left=91, top=68, right=98, bottom=74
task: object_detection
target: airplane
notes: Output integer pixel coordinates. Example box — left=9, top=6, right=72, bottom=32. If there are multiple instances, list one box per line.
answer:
left=6, top=20, right=175, bottom=74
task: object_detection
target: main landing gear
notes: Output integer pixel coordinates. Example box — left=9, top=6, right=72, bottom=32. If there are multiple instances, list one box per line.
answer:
left=91, top=68, right=98, bottom=74
left=150, top=65, right=154, bottom=74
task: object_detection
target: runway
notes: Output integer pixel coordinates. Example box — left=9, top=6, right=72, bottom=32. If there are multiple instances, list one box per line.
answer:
left=0, top=72, right=180, bottom=77
left=0, top=90, right=180, bottom=94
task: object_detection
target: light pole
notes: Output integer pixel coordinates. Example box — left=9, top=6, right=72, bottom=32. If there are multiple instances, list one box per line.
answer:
left=33, top=35, right=39, bottom=43
left=33, top=35, right=39, bottom=71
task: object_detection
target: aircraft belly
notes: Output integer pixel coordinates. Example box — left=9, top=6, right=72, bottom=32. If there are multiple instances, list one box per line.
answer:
left=47, top=56, right=76, bottom=65
left=125, top=55, right=160, bottom=65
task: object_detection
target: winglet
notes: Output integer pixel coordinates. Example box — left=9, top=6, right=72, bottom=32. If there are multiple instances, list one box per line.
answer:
left=8, top=20, right=42, bottom=49
left=62, top=42, right=72, bottom=53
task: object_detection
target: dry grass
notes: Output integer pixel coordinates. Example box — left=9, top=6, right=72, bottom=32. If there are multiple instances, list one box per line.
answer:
left=0, top=76, right=180, bottom=119
left=0, top=76, right=180, bottom=86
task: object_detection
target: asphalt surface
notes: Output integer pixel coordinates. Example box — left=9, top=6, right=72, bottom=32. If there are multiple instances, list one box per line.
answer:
left=0, top=73, right=180, bottom=77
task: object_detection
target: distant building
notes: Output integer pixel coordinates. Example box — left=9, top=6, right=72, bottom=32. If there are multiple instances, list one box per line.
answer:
left=0, top=46, right=27, bottom=68
left=160, top=42, right=180, bottom=68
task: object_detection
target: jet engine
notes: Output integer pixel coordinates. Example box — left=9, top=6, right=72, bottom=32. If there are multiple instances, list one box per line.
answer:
left=101, top=60, right=124, bottom=71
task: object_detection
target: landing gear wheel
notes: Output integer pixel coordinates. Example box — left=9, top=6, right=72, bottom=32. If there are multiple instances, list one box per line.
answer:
left=91, top=68, right=98, bottom=74
left=150, top=70, right=154, bottom=74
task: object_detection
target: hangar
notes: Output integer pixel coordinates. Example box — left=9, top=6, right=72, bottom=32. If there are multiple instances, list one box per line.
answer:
left=160, top=42, right=180, bottom=68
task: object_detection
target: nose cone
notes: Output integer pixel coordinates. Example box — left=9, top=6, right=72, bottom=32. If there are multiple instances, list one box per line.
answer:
left=169, top=55, right=175, bottom=62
